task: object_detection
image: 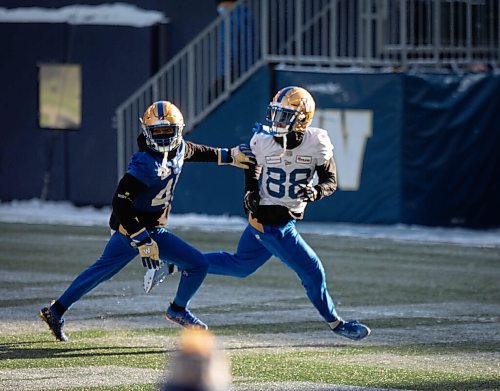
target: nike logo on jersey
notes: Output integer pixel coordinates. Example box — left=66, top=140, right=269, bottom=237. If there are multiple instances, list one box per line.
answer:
left=265, top=156, right=282, bottom=164
left=296, top=155, right=312, bottom=164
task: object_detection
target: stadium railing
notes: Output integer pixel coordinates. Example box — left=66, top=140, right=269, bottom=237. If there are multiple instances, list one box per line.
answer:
left=116, top=0, right=499, bottom=179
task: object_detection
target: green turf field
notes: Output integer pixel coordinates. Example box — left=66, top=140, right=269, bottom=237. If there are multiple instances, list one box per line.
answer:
left=1, top=222, right=499, bottom=390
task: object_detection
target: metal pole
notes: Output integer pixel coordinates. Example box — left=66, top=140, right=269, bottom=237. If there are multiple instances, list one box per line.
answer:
left=295, top=0, right=303, bottom=58
left=116, top=108, right=125, bottom=181
left=187, top=46, right=195, bottom=123
left=498, top=0, right=500, bottom=66
left=433, top=0, right=441, bottom=68
left=400, top=0, right=407, bottom=70
left=329, top=0, right=337, bottom=64
left=466, top=0, right=472, bottom=64
left=366, top=0, right=373, bottom=61
left=224, top=11, right=231, bottom=92
left=261, top=0, right=269, bottom=61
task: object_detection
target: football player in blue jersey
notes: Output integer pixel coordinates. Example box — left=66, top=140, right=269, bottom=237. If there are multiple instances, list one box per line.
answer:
left=146, top=87, right=371, bottom=341
left=39, top=100, right=255, bottom=341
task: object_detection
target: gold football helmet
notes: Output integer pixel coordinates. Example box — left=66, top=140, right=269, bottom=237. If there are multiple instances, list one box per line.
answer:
left=140, top=101, right=185, bottom=153
left=265, top=86, right=315, bottom=135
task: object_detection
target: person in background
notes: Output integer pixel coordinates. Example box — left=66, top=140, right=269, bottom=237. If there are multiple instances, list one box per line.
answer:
left=216, top=0, right=237, bottom=14
left=211, top=0, right=255, bottom=100
left=39, top=100, right=255, bottom=341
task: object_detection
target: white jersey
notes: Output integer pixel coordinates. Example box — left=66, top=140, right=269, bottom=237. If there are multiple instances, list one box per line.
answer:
left=250, top=127, right=334, bottom=214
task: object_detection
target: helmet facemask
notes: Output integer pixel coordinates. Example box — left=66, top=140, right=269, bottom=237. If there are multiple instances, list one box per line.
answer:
left=141, top=121, right=182, bottom=153
left=265, top=104, right=305, bottom=136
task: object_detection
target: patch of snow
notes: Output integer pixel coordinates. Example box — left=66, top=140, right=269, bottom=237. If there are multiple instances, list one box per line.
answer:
left=0, top=3, right=168, bottom=27
left=0, top=199, right=499, bottom=248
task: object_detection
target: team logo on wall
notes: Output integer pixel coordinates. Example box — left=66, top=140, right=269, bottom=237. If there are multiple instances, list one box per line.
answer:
left=311, top=109, right=373, bottom=191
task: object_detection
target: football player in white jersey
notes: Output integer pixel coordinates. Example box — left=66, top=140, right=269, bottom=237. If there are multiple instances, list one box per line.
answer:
left=146, top=87, right=371, bottom=340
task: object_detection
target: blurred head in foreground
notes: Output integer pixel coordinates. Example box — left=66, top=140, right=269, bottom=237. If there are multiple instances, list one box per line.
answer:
left=161, top=328, right=231, bottom=391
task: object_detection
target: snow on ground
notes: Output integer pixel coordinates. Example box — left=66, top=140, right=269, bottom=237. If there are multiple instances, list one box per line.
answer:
left=0, top=3, right=168, bottom=27
left=0, top=199, right=499, bottom=247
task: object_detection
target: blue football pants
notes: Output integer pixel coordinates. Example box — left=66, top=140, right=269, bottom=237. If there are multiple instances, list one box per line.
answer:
left=57, top=227, right=208, bottom=311
left=205, top=221, right=339, bottom=322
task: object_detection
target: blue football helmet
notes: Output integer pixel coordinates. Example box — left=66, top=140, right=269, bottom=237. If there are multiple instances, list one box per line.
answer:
left=263, top=86, right=316, bottom=136
left=140, top=101, right=185, bottom=153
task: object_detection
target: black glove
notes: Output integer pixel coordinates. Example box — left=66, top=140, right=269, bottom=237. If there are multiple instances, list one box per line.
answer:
left=296, top=184, right=319, bottom=202
left=243, top=190, right=260, bottom=214
left=218, top=144, right=256, bottom=169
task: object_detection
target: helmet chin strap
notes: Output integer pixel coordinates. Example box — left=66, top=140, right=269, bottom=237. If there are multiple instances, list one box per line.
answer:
left=276, top=133, right=288, bottom=157
left=161, top=151, right=169, bottom=166
left=158, top=140, right=185, bottom=175
left=158, top=151, right=171, bottom=177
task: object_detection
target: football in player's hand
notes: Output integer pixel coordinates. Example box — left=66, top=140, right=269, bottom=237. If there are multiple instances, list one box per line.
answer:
left=297, top=184, right=318, bottom=202
left=244, top=190, right=260, bottom=213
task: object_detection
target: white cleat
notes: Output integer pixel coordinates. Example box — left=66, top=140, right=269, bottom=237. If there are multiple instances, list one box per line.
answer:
left=143, top=261, right=177, bottom=293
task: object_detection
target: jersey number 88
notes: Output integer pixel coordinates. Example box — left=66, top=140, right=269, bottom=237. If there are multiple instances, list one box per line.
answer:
left=266, top=167, right=312, bottom=199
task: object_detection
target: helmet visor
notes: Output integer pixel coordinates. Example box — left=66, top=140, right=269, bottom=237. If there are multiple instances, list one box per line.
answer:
left=145, top=123, right=181, bottom=152
left=150, top=125, right=177, bottom=138
left=265, top=106, right=298, bottom=135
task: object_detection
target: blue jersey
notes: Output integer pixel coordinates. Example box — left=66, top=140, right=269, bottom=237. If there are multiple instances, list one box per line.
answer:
left=127, top=141, right=185, bottom=214
left=110, top=136, right=221, bottom=233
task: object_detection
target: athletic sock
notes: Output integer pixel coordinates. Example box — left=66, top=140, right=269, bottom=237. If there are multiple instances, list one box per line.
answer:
left=328, top=318, right=343, bottom=330
left=170, top=302, right=185, bottom=312
left=51, top=300, right=67, bottom=319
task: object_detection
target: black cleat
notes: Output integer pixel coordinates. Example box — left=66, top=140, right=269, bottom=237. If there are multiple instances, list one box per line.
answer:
left=39, top=305, right=69, bottom=342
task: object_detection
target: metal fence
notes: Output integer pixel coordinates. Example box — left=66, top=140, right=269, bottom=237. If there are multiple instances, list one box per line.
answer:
left=116, top=0, right=499, bottom=178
